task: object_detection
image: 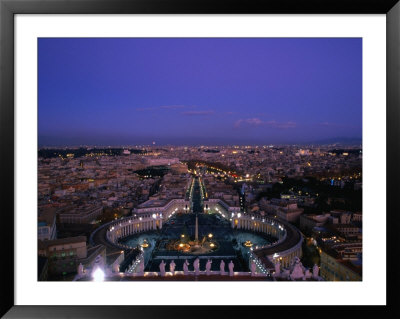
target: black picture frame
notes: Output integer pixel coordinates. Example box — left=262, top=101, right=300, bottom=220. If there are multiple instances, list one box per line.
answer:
left=1, top=0, right=399, bottom=318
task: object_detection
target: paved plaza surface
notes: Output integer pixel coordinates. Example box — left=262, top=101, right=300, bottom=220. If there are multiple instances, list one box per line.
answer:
left=119, top=213, right=277, bottom=272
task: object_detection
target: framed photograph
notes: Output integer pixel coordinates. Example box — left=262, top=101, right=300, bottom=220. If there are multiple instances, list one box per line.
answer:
left=1, top=0, right=399, bottom=318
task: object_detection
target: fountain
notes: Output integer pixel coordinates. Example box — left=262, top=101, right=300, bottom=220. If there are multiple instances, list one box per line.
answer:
left=169, top=213, right=219, bottom=254
left=140, top=239, right=149, bottom=248
left=243, top=240, right=253, bottom=247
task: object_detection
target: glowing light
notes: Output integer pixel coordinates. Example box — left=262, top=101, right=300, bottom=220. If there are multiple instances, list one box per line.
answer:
left=141, top=240, right=149, bottom=248
left=208, top=233, right=213, bottom=238
left=92, top=268, right=105, bottom=282
left=244, top=240, right=253, bottom=247
left=152, top=214, right=157, bottom=219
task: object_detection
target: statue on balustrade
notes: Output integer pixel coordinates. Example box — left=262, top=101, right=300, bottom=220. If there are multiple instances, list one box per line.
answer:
left=228, top=260, right=234, bottom=276
left=219, top=260, right=226, bottom=275
left=193, top=258, right=200, bottom=275
left=290, top=257, right=304, bottom=280
left=169, top=260, right=176, bottom=275
left=77, top=263, right=84, bottom=276
left=205, top=259, right=212, bottom=275
left=183, top=260, right=189, bottom=275
left=159, top=260, right=166, bottom=276
left=251, top=261, right=257, bottom=276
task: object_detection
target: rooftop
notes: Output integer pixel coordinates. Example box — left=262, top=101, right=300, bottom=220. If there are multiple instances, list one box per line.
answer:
left=253, top=219, right=302, bottom=258
left=38, top=236, right=87, bottom=250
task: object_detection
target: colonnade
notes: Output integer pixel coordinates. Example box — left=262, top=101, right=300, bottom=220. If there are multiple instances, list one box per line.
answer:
left=232, top=215, right=286, bottom=240
left=105, top=206, right=303, bottom=273
left=232, top=214, right=303, bottom=270
left=107, top=215, right=162, bottom=244
left=133, top=199, right=191, bottom=219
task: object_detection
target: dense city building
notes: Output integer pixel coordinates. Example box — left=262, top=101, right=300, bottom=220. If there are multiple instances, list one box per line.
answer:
left=38, top=144, right=362, bottom=281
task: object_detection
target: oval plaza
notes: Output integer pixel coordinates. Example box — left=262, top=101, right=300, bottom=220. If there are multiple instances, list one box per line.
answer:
left=89, top=175, right=304, bottom=280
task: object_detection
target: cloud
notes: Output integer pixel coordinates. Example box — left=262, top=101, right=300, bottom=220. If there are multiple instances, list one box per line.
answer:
left=234, top=118, right=263, bottom=128
left=234, top=118, right=296, bottom=129
left=159, top=105, right=187, bottom=110
left=182, top=110, right=215, bottom=116
left=320, top=122, right=336, bottom=126
left=319, top=122, right=359, bottom=129
left=136, top=105, right=194, bottom=111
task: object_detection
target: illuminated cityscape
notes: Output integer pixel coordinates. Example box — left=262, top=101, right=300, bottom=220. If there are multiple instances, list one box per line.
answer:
left=38, top=38, right=362, bottom=281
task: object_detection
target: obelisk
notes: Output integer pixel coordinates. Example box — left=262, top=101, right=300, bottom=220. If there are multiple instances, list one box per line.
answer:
left=195, top=214, right=199, bottom=244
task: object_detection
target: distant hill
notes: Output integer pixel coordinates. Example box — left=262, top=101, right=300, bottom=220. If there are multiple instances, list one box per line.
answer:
left=309, top=137, right=362, bottom=146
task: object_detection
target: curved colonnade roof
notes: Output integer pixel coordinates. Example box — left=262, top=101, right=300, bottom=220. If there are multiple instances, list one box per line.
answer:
left=252, top=218, right=302, bottom=267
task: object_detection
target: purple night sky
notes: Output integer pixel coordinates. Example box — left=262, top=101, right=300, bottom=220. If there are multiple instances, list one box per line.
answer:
left=38, top=38, right=362, bottom=146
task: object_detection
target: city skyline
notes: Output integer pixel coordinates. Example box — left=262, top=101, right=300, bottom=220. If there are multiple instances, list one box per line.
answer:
left=39, top=38, right=362, bottom=146
left=38, top=143, right=363, bottom=282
